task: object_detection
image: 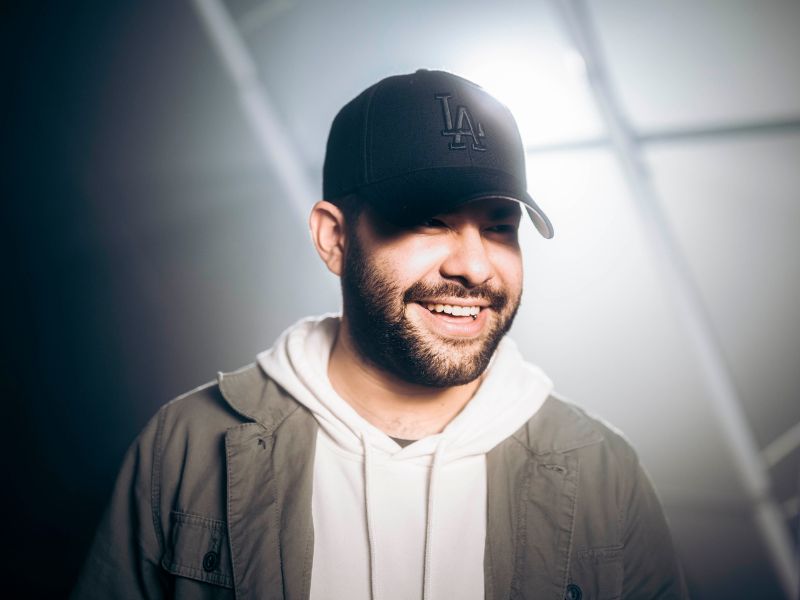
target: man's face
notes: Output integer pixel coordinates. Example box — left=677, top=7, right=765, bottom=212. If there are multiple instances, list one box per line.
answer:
left=341, top=198, right=524, bottom=387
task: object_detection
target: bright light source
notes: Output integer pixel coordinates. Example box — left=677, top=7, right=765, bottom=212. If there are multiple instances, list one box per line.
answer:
left=455, top=44, right=603, bottom=147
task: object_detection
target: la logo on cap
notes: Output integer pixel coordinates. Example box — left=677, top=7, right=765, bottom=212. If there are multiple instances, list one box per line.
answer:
left=436, top=93, right=486, bottom=152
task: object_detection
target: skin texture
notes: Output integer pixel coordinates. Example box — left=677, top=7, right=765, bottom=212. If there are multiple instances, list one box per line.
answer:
left=309, top=198, right=524, bottom=440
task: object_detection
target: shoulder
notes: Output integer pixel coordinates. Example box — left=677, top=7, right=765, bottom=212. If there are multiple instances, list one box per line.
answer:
left=146, top=363, right=309, bottom=518
left=158, top=378, right=238, bottom=435
left=507, top=393, right=647, bottom=506
left=155, top=362, right=304, bottom=437
left=514, top=394, right=638, bottom=464
left=137, top=363, right=307, bottom=484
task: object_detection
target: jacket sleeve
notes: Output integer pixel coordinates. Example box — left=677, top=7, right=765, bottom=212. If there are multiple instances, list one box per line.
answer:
left=71, top=408, right=167, bottom=599
left=621, top=458, right=690, bottom=599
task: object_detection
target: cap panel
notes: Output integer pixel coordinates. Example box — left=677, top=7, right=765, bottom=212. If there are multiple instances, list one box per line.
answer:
left=367, top=74, right=457, bottom=179
left=323, top=84, right=374, bottom=198
left=366, top=71, right=527, bottom=188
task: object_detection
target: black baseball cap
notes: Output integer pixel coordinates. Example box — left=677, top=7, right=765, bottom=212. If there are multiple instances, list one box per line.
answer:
left=322, top=69, right=554, bottom=238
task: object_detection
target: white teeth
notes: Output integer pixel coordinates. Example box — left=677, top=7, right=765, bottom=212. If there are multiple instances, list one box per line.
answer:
left=423, top=303, right=482, bottom=317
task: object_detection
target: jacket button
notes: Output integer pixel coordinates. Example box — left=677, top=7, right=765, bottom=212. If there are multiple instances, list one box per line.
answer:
left=565, top=583, right=582, bottom=600
left=202, top=551, right=219, bottom=572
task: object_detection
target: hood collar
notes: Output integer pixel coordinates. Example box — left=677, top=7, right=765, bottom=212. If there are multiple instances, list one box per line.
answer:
left=218, top=363, right=604, bottom=454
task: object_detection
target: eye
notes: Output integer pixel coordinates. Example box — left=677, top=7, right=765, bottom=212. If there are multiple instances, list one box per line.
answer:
left=486, top=223, right=519, bottom=235
left=417, top=217, right=448, bottom=229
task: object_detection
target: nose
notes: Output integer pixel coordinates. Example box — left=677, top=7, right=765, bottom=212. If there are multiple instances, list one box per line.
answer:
left=439, top=226, right=493, bottom=288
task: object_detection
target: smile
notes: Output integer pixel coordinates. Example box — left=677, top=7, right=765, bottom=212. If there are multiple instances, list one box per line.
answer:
left=407, top=301, right=491, bottom=338
left=422, top=303, right=482, bottom=318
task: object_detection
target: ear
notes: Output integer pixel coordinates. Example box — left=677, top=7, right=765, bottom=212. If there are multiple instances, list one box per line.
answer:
left=309, top=200, right=347, bottom=276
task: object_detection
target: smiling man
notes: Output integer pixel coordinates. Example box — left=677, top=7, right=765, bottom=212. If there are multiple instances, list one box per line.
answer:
left=73, top=70, right=687, bottom=600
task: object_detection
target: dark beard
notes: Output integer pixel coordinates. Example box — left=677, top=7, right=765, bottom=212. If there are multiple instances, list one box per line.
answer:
left=341, top=231, right=520, bottom=387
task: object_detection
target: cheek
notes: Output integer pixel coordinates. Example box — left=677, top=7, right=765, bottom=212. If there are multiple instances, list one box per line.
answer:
left=494, top=250, right=523, bottom=294
left=407, top=247, right=448, bottom=274
left=377, top=240, right=449, bottom=283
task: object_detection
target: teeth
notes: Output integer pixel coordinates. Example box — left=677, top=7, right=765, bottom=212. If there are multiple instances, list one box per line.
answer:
left=423, top=303, right=482, bottom=317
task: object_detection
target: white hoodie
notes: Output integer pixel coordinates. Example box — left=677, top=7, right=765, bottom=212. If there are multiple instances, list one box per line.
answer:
left=257, top=315, right=554, bottom=600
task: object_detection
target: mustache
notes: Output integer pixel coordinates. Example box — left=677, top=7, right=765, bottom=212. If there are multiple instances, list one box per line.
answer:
left=403, top=281, right=509, bottom=310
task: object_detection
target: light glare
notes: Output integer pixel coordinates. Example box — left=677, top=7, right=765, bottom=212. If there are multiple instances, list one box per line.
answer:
left=455, top=44, right=602, bottom=147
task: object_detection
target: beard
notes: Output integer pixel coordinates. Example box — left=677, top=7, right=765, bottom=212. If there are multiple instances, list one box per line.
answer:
left=341, top=230, right=521, bottom=388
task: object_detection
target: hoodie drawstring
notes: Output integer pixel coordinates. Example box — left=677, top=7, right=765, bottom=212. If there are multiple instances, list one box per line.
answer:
left=422, top=440, right=446, bottom=600
left=362, top=433, right=379, bottom=600
left=363, top=434, right=447, bottom=600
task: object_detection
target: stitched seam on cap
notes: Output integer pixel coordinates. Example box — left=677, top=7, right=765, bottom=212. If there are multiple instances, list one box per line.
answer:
left=362, top=84, right=380, bottom=185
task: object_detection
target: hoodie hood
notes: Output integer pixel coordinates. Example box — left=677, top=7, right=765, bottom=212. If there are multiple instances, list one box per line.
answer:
left=258, top=314, right=554, bottom=600
left=257, top=313, right=553, bottom=463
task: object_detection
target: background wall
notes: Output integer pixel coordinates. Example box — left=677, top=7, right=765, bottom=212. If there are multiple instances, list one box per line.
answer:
left=5, top=1, right=799, bottom=598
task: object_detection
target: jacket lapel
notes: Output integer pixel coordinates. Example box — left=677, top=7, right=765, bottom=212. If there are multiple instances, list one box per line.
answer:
left=270, top=405, right=317, bottom=600
left=513, top=452, right=579, bottom=599
left=220, top=365, right=318, bottom=600
left=484, top=435, right=526, bottom=600
left=226, top=422, right=284, bottom=599
left=485, top=396, right=602, bottom=600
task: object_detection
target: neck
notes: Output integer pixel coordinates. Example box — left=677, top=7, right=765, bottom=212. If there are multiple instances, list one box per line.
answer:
left=327, top=317, right=481, bottom=440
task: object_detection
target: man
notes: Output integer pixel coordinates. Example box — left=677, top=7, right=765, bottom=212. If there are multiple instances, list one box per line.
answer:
left=73, top=69, right=687, bottom=599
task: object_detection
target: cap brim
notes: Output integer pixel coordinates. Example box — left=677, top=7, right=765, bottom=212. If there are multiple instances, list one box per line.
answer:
left=357, top=167, right=554, bottom=239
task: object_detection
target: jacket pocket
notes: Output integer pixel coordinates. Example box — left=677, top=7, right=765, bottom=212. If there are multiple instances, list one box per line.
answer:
left=162, top=510, right=234, bottom=589
left=568, top=545, right=623, bottom=600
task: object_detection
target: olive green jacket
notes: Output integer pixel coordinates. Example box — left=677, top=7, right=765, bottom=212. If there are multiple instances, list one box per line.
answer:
left=72, top=363, right=688, bottom=599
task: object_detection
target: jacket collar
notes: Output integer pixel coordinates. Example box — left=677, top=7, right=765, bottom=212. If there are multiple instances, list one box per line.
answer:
left=218, top=363, right=300, bottom=432
left=513, top=394, right=604, bottom=454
